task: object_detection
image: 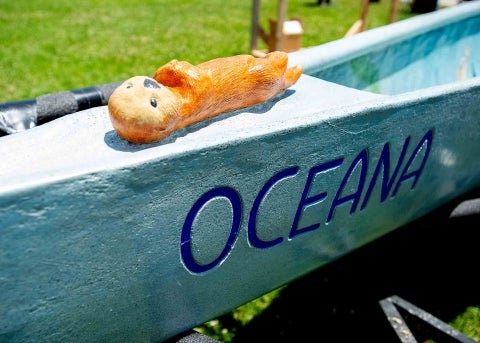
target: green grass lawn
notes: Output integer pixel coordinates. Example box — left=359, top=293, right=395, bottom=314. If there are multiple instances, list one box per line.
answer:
left=1, top=0, right=478, bottom=341
left=1, top=0, right=415, bottom=103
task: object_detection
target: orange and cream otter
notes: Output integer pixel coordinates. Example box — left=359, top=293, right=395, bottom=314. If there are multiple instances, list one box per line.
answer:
left=108, top=51, right=303, bottom=144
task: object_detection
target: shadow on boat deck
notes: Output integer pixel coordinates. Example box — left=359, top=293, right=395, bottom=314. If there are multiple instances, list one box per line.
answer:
left=226, top=186, right=480, bottom=342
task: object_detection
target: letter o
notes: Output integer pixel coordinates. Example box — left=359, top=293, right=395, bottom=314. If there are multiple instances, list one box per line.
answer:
left=181, top=186, right=242, bottom=274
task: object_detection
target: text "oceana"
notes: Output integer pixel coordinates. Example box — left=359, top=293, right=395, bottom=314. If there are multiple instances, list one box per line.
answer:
left=181, top=129, right=433, bottom=274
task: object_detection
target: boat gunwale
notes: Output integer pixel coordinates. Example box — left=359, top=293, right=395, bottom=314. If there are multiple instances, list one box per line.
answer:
left=1, top=75, right=478, bottom=196
left=289, top=1, right=480, bottom=75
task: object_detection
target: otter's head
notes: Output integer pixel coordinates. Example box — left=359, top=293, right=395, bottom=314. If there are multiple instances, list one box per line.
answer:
left=108, top=76, right=181, bottom=144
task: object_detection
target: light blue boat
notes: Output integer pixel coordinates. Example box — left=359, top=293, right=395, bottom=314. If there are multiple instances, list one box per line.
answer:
left=1, top=2, right=479, bottom=342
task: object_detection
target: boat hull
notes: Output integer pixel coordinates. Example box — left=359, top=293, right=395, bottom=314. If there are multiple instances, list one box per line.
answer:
left=1, top=2, right=480, bottom=342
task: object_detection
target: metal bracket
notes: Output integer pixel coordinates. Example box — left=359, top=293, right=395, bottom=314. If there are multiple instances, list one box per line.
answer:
left=165, top=330, right=220, bottom=343
left=379, top=295, right=476, bottom=342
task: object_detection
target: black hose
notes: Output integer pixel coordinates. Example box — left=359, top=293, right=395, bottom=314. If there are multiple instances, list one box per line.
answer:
left=0, top=81, right=122, bottom=136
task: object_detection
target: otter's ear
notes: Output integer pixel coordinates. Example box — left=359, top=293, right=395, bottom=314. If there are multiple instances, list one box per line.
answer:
left=153, top=60, right=201, bottom=88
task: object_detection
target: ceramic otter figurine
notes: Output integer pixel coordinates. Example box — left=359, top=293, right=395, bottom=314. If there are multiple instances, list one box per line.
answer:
left=108, top=51, right=303, bottom=144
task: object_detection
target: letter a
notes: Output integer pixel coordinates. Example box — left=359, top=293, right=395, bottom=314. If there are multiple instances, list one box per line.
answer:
left=392, top=130, right=433, bottom=197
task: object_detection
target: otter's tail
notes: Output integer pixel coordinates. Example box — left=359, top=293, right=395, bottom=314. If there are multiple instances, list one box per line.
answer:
left=263, top=51, right=303, bottom=89
left=283, top=65, right=303, bottom=89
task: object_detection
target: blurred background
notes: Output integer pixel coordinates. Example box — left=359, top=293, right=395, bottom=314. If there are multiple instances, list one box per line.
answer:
left=0, top=0, right=423, bottom=103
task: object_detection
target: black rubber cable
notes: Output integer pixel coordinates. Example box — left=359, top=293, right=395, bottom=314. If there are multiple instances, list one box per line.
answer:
left=0, top=81, right=122, bottom=136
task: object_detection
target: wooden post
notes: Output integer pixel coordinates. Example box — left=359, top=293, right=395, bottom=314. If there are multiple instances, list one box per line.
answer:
left=347, top=0, right=399, bottom=37
left=389, top=0, right=400, bottom=23
left=359, top=0, right=369, bottom=29
left=250, top=0, right=272, bottom=56
left=250, top=0, right=261, bottom=53
left=345, top=0, right=370, bottom=36
left=251, top=0, right=290, bottom=55
left=274, top=0, right=287, bottom=51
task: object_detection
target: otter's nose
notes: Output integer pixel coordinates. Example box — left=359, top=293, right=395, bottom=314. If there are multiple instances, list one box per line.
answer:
left=144, top=78, right=161, bottom=89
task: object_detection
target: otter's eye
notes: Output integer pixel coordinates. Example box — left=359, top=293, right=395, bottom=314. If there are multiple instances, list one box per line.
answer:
left=150, top=98, right=157, bottom=108
left=126, top=83, right=133, bottom=89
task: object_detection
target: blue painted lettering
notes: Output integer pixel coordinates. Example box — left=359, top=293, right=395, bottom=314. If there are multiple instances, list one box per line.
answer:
left=360, top=137, right=410, bottom=210
left=181, top=186, right=242, bottom=274
left=290, top=159, right=343, bottom=238
left=249, top=167, right=299, bottom=248
left=392, top=130, right=433, bottom=196
left=327, top=149, right=368, bottom=223
left=181, top=130, right=433, bottom=274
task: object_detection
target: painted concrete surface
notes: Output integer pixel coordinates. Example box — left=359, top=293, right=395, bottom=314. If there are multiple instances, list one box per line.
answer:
left=1, top=3, right=480, bottom=342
